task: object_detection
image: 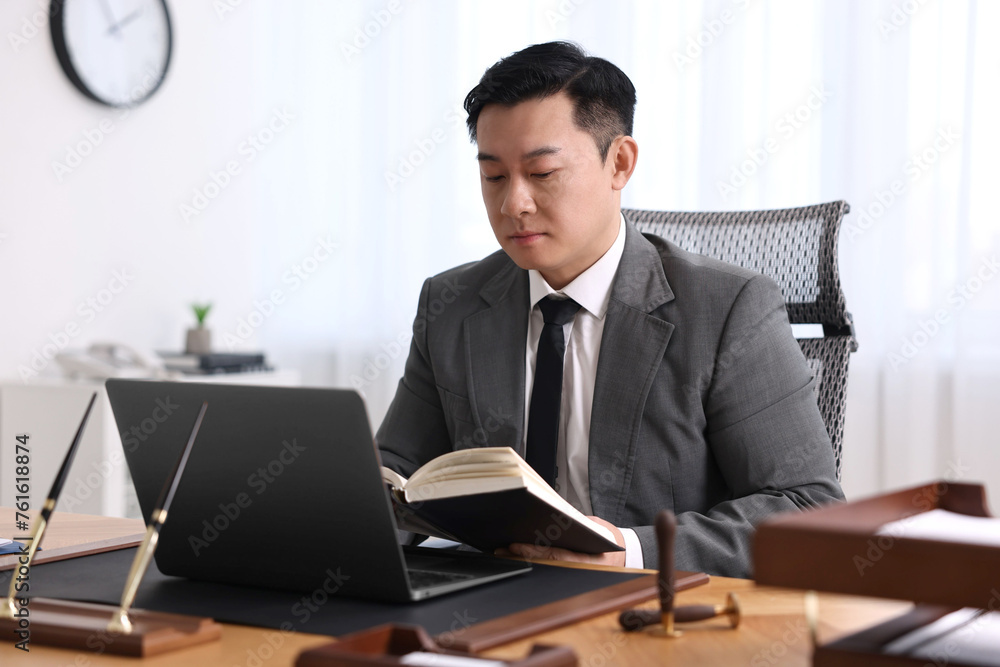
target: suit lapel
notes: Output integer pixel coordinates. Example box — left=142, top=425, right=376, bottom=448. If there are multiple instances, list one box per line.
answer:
left=463, top=261, right=529, bottom=452
left=589, top=222, right=676, bottom=522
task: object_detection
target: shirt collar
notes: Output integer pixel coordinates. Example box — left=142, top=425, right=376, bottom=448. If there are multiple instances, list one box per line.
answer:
left=528, top=213, right=627, bottom=320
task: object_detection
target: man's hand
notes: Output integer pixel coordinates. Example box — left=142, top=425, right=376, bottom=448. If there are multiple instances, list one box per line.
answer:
left=499, top=516, right=626, bottom=568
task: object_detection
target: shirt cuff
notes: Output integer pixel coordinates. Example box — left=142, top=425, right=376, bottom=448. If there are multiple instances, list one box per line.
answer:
left=620, top=528, right=644, bottom=569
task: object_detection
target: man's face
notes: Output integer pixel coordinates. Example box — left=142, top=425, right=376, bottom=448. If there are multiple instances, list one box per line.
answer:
left=476, top=92, right=624, bottom=290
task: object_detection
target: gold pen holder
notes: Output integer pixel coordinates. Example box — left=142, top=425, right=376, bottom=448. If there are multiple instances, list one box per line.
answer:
left=0, top=509, right=221, bottom=656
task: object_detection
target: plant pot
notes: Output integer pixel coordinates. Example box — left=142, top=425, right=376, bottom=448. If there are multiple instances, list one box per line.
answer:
left=185, top=327, right=212, bottom=355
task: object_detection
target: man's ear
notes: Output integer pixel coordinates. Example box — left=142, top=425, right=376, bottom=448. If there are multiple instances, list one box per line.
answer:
left=609, top=135, right=638, bottom=191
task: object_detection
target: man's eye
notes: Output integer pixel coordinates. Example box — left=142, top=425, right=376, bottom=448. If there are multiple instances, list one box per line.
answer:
left=483, top=175, right=505, bottom=183
left=533, top=171, right=554, bottom=179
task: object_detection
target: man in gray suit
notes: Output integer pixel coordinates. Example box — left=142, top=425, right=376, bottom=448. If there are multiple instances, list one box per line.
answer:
left=376, top=41, right=843, bottom=578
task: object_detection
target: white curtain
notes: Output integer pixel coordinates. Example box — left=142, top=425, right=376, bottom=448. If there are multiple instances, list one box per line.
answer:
left=231, top=0, right=999, bottom=499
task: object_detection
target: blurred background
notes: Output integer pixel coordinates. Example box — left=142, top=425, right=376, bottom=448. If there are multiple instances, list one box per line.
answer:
left=1, top=0, right=997, bottom=508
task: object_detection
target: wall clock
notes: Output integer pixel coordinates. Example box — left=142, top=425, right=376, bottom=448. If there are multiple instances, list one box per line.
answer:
left=50, top=0, right=173, bottom=107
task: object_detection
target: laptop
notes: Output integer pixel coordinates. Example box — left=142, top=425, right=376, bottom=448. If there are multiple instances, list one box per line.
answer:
left=105, top=379, right=530, bottom=602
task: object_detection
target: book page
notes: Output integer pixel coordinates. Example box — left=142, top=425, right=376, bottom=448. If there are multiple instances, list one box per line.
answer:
left=381, top=466, right=408, bottom=490
left=413, top=463, right=523, bottom=486
left=403, top=475, right=526, bottom=503
left=408, top=447, right=523, bottom=486
left=876, top=508, right=1000, bottom=547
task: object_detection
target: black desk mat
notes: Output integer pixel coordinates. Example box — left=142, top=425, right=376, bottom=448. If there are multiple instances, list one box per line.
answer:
left=3, top=548, right=646, bottom=638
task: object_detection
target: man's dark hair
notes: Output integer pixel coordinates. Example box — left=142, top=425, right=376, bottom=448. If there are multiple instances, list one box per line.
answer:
left=463, top=41, right=636, bottom=162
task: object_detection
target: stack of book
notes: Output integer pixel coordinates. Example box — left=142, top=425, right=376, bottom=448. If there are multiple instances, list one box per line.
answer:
left=157, top=352, right=270, bottom=375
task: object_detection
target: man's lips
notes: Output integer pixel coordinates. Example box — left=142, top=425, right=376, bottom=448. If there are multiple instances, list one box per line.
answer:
left=510, top=232, right=545, bottom=245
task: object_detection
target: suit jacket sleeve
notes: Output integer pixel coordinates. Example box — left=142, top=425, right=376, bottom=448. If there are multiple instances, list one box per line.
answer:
left=632, top=273, right=844, bottom=578
left=375, top=277, right=454, bottom=479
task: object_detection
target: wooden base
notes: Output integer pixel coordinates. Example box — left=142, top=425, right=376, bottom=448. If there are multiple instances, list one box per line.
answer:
left=0, top=598, right=222, bottom=656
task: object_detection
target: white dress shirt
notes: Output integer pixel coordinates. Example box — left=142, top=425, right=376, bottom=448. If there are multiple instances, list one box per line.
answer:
left=523, top=214, right=644, bottom=568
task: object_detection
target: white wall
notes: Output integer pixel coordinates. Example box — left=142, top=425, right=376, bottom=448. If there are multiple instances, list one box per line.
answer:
left=1, top=1, right=486, bottom=423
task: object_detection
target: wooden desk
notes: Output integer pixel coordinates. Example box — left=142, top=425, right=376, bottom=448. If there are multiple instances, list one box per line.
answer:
left=0, top=509, right=910, bottom=666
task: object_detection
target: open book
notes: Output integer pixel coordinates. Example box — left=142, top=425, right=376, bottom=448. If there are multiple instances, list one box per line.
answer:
left=381, top=447, right=623, bottom=554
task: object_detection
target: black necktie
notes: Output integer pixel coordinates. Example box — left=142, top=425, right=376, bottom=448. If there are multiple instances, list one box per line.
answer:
left=526, top=296, right=582, bottom=487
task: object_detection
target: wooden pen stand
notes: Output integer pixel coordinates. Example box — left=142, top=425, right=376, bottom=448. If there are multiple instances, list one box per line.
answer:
left=754, top=481, right=1000, bottom=667
left=0, top=598, right=221, bottom=656
left=295, top=624, right=577, bottom=667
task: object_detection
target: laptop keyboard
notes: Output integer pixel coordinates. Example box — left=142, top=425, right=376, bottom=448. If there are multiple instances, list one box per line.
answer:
left=407, top=568, right=475, bottom=590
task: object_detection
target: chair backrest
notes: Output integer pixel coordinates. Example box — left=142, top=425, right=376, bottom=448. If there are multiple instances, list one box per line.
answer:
left=624, top=201, right=856, bottom=480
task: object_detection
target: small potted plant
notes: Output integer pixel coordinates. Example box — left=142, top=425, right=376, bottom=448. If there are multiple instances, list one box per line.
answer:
left=185, top=303, right=212, bottom=355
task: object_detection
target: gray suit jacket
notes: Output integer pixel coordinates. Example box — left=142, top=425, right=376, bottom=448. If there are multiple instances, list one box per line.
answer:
left=376, top=219, right=844, bottom=578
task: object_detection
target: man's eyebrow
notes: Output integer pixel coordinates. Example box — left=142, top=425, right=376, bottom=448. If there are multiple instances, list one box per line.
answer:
left=523, top=146, right=561, bottom=160
left=475, top=146, right=562, bottom=162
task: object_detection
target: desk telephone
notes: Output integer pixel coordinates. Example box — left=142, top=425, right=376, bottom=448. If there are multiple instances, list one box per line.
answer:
left=56, top=343, right=171, bottom=379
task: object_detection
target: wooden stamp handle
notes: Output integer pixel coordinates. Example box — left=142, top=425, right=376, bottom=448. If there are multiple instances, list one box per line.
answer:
left=655, top=510, right=677, bottom=613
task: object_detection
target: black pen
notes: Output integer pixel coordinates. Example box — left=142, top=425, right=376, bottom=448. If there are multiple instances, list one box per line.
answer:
left=1, top=392, right=97, bottom=619
left=109, top=401, right=208, bottom=634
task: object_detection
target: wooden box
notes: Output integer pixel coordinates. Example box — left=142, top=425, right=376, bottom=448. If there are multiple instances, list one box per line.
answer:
left=754, top=481, right=1000, bottom=666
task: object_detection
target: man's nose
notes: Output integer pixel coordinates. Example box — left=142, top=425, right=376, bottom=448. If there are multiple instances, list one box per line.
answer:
left=500, top=176, right=536, bottom=218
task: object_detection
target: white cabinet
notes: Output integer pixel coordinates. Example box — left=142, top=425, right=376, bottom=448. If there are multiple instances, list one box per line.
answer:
left=0, top=371, right=300, bottom=519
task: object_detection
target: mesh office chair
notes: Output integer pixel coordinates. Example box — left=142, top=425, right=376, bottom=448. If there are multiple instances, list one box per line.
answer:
left=624, top=200, right=856, bottom=480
